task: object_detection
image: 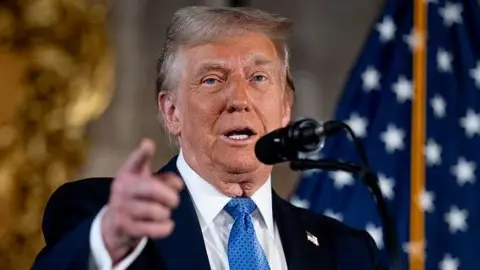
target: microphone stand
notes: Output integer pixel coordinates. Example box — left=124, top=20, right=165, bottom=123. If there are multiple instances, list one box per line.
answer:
left=289, top=121, right=402, bottom=270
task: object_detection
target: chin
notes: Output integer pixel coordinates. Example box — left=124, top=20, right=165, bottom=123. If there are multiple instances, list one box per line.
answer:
left=217, top=154, right=261, bottom=174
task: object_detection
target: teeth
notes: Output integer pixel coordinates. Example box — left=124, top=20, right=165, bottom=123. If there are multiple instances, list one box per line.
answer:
left=228, top=134, right=249, bottom=140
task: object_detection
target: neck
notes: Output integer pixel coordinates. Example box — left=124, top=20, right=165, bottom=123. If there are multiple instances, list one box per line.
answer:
left=181, top=152, right=272, bottom=197
left=211, top=171, right=270, bottom=197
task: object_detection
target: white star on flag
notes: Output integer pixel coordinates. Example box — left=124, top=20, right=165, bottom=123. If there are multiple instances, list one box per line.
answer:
left=380, top=124, right=405, bottom=153
left=378, top=174, right=395, bottom=200
left=438, top=2, right=463, bottom=27
left=290, top=196, right=309, bottom=209
left=392, top=76, right=413, bottom=103
left=365, top=223, right=383, bottom=249
left=425, top=138, right=442, bottom=166
left=451, top=157, right=476, bottom=186
left=437, top=48, right=453, bottom=72
left=430, top=94, right=447, bottom=118
left=419, top=189, right=435, bottom=213
left=459, top=109, right=480, bottom=138
left=470, top=61, right=480, bottom=88
left=323, top=209, right=343, bottom=222
left=376, top=16, right=396, bottom=42
left=439, top=254, right=460, bottom=270
left=361, top=66, right=381, bottom=92
left=329, top=171, right=354, bottom=189
left=345, top=113, right=368, bottom=138
left=444, top=206, right=468, bottom=233
left=404, top=29, right=425, bottom=51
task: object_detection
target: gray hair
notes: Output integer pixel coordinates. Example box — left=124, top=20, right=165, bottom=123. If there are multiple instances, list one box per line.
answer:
left=155, top=6, right=296, bottom=97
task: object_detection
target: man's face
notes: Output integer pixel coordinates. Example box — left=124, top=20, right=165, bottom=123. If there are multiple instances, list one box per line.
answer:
left=160, top=32, right=291, bottom=177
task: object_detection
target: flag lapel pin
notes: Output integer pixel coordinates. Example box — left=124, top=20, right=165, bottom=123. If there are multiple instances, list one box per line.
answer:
left=306, top=231, right=318, bottom=246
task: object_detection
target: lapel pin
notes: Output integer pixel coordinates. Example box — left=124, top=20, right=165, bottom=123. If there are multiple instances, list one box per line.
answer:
left=306, top=231, right=319, bottom=246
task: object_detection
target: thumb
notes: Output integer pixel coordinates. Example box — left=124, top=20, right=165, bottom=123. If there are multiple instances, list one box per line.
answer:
left=122, top=138, right=156, bottom=174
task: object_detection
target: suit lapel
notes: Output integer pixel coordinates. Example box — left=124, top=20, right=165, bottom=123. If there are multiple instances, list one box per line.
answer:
left=272, top=191, right=336, bottom=270
left=153, top=157, right=211, bottom=270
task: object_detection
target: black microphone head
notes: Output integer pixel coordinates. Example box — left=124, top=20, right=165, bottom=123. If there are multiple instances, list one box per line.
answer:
left=254, top=127, right=286, bottom=165
left=255, top=118, right=324, bottom=165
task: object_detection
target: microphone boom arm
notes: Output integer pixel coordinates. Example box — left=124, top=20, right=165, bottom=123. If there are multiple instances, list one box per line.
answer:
left=290, top=158, right=362, bottom=173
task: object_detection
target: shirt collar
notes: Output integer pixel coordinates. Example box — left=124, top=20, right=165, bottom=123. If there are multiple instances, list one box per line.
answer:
left=176, top=150, right=275, bottom=239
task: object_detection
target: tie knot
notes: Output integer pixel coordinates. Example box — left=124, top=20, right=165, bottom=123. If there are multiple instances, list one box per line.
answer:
left=225, top=197, right=257, bottom=219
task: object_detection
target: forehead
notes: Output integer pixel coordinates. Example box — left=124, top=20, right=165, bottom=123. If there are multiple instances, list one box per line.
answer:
left=180, top=32, right=281, bottom=69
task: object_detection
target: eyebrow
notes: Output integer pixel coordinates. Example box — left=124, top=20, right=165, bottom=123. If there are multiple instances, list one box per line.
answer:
left=194, top=62, right=230, bottom=76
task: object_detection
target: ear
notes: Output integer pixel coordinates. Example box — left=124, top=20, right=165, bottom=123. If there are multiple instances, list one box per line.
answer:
left=158, top=91, right=181, bottom=136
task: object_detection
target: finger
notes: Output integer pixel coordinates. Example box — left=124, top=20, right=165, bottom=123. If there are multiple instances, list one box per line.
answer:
left=132, top=178, right=180, bottom=208
left=126, top=200, right=171, bottom=222
left=158, top=173, right=184, bottom=192
left=122, top=139, right=156, bottom=174
left=123, top=219, right=175, bottom=239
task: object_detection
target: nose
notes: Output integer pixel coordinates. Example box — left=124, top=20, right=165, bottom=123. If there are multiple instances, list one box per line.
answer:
left=228, top=99, right=249, bottom=113
left=226, top=78, right=250, bottom=113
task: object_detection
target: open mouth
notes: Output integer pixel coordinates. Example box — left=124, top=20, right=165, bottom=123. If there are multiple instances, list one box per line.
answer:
left=223, top=127, right=257, bottom=141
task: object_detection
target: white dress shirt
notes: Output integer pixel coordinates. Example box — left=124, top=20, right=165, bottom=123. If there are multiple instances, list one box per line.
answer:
left=89, top=151, right=288, bottom=270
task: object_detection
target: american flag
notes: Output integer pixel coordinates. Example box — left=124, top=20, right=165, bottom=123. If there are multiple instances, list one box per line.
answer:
left=291, top=0, right=480, bottom=269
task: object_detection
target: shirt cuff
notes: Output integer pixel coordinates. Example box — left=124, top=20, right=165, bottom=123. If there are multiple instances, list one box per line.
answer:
left=89, top=206, right=148, bottom=270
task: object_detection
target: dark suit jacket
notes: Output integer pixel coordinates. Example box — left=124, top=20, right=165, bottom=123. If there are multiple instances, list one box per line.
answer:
left=32, top=156, right=386, bottom=270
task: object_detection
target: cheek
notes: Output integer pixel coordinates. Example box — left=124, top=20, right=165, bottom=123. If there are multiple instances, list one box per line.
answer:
left=252, top=94, right=287, bottom=129
left=182, top=93, right=224, bottom=132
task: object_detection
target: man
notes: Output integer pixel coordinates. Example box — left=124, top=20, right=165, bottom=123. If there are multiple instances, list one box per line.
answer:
left=32, top=6, right=385, bottom=270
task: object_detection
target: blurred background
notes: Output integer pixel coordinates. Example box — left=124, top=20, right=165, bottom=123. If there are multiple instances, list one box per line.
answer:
left=1, top=0, right=479, bottom=269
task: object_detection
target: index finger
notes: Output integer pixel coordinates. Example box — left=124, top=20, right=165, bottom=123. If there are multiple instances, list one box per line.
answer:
left=122, top=138, right=156, bottom=174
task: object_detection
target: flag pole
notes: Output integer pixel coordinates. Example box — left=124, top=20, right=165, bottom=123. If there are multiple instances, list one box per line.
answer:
left=410, top=0, right=427, bottom=269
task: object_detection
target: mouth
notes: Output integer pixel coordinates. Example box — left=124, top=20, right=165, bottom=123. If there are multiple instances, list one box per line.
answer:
left=222, top=127, right=257, bottom=142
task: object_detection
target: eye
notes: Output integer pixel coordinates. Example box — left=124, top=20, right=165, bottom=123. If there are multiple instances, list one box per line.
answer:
left=202, top=77, right=220, bottom=85
left=250, top=74, right=267, bottom=82
left=201, top=76, right=222, bottom=86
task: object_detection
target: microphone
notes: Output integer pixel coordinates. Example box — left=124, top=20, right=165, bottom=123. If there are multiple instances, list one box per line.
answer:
left=254, top=118, right=343, bottom=165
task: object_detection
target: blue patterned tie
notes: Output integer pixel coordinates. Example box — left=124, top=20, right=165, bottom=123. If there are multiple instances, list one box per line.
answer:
left=224, top=197, right=270, bottom=270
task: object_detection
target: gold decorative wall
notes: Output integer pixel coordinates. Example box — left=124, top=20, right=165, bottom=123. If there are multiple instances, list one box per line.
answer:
left=0, top=0, right=113, bottom=269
